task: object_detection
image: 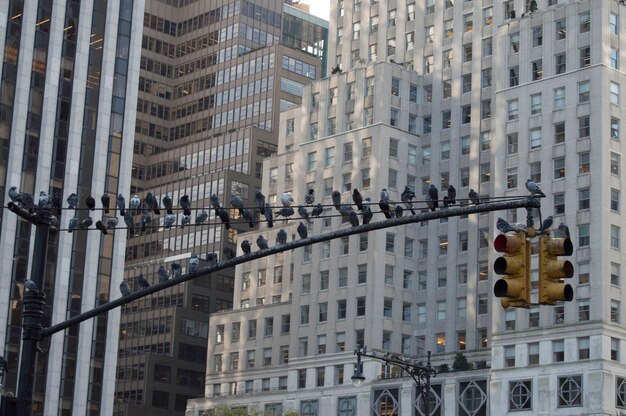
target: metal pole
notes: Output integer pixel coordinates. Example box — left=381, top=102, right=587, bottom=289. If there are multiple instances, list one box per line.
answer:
left=15, top=208, right=53, bottom=416
left=423, top=351, right=432, bottom=416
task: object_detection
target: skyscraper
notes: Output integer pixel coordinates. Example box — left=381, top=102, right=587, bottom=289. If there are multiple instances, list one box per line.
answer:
left=190, top=1, right=626, bottom=415
left=114, top=2, right=327, bottom=415
left=0, top=1, right=144, bottom=415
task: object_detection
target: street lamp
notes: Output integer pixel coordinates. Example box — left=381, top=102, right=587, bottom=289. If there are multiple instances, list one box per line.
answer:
left=351, top=346, right=436, bottom=416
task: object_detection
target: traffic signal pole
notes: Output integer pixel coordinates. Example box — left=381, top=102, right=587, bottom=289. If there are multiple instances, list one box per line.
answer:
left=7, top=196, right=541, bottom=414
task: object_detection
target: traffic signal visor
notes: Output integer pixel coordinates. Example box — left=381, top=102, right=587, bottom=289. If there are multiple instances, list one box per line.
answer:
left=493, top=232, right=530, bottom=308
left=538, top=235, right=574, bottom=305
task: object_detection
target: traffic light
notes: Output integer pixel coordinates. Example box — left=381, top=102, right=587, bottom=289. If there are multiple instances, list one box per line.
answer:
left=493, top=231, right=530, bottom=308
left=538, top=233, right=574, bottom=305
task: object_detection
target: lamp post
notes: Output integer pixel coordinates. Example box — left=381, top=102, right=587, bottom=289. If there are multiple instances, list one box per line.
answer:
left=351, top=346, right=436, bottom=416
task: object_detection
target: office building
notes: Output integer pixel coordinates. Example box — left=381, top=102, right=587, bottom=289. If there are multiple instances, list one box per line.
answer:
left=190, top=1, right=626, bottom=415
left=114, top=1, right=327, bottom=415
left=0, top=1, right=144, bottom=415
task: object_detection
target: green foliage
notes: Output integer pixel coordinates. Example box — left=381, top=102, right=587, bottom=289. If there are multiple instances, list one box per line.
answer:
left=529, top=0, right=538, bottom=12
left=452, top=352, right=471, bottom=371
left=437, top=363, right=449, bottom=373
left=206, top=405, right=300, bottom=416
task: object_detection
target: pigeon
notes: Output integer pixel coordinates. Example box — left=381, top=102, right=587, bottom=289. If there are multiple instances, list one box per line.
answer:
left=424, top=192, right=436, bottom=212
left=263, top=203, right=274, bottom=227
left=180, top=215, right=191, bottom=228
left=339, top=204, right=353, bottom=218
left=400, top=186, right=416, bottom=215
left=304, top=189, right=315, bottom=205
left=106, top=217, right=118, bottom=229
left=538, top=216, right=553, bottom=234
left=275, top=207, right=294, bottom=218
left=95, top=220, right=108, bottom=234
left=145, top=192, right=160, bottom=215
left=163, top=194, right=173, bottom=215
left=101, top=194, right=110, bottom=213
left=311, top=203, right=323, bottom=218
left=210, top=194, right=221, bottom=214
left=137, top=273, right=150, bottom=289
left=223, top=247, right=236, bottom=260
left=188, top=255, right=199, bottom=272
left=443, top=195, right=451, bottom=208
left=24, top=279, right=37, bottom=291
left=380, top=188, right=390, bottom=204
left=164, top=213, right=176, bottom=229
left=230, top=194, right=244, bottom=214
left=394, top=205, right=403, bottom=218
left=86, top=195, right=96, bottom=211
left=256, top=235, right=269, bottom=250
left=280, top=192, right=294, bottom=207
left=298, top=205, right=312, bottom=224
left=348, top=210, right=360, bottom=226
left=8, top=186, right=21, bottom=203
left=297, top=222, right=308, bottom=239
left=352, top=189, right=364, bottom=210
left=179, top=194, right=191, bottom=216
left=158, top=265, right=169, bottom=282
left=68, top=217, right=79, bottom=233
left=379, top=197, right=391, bottom=219
left=255, top=191, right=266, bottom=214
left=496, top=217, right=515, bottom=233
left=331, top=191, right=342, bottom=210
left=242, top=208, right=255, bottom=228
left=123, top=212, right=134, bottom=235
left=558, top=223, right=570, bottom=239
left=129, top=195, right=141, bottom=215
left=362, top=204, right=373, bottom=224
left=119, top=281, right=131, bottom=296
left=38, top=191, right=51, bottom=209
left=276, top=229, right=288, bottom=245
left=206, top=252, right=218, bottom=267
left=66, top=193, right=78, bottom=209
left=171, top=263, right=182, bottom=278
left=241, top=239, right=251, bottom=254
left=525, top=179, right=546, bottom=197
left=51, top=194, right=63, bottom=216
left=79, top=217, right=93, bottom=230
left=140, top=212, right=151, bottom=232
left=8, top=187, right=34, bottom=210
left=447, top=185, right=456, bottom=205
left=469, top=189, right=480, bottom=205
left=428, top=184, right=439, bottom=209
left=217, top=207, right=231, bottom=229
left=116, top=194, right=126, bottom=216
left=195, top=210, right=208, bottom=224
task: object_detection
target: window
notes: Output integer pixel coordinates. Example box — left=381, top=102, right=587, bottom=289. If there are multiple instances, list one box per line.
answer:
left=441, top=140, right=451, bottom=159
left=483, top=7, right=493, bottom=25
left=301, top=400, right=319, bottom=415
left=554, top=122, right=565, bottom=144
left=424, top=55, right=434, bottom=73
left=391, top=78, right=400, bottom=97
left=406, top=31, right=415, bottom=51
left=248, top=320, right=257, bottom=339
left=423, top=116, right=431, bottom=134
left=458, top=264, right=468, bottom=283
left=554, top=158, right=565, bottom=179
left=579, top=116, right=590, bottom=138
left=324, top=147, right=335, bottom=167
left=532, top=26, right=543, bottom=47
left=558, top=376, right=582, bottom=407
left=482, top=68, right=492, bottom=88
left=480, top=163, right=491, bottom=182
left=306, top=152, right=316, bottom=171
left=578, top=224, right=590, bottom=247
left=554, top=87, right=565, bottom=109
left=578, top=337, right=590, bottom=360
left=556, top=19, right=566, bottom=40
left=358, top=264, right=367, bottom=284
left=504, top=346, right=516, bottom=367
left=317, top=335, right=326, bottom=355
left=555, top=53, right=566, bottom=74
left=528, top=94, right=542, bottom=116
left=407, top=2, right=415, bottom=20
left=444, top=19, right=454, bottom=38
left=530, top=128, right=541, bottom=150
left=461, top=136, right=470, bottom=156
left=464, top=13, right=473, bottom=32
left=611, top=13, right=619, bottom=35
left=388, top=9, right=396, bottom=27
left=509, top=66, right=519, bottom=87
left=578, top=298, right=590, bottom=321
left=532, top=60, right=542, bottom=80
left=318, top=302, right=328, bottom=322
left=554, top=193, right=565, bottom=214
left=281, top=315, right=290, bottom=334
left=443, top=49, right=452, bottom=68
left=460, top=167, right=470, bottom=187
left=612, top=338, right=620, bottom=361
left=442, top=110, right=451, bottom=129
left=580, top=11, right=590, bottom=33
left=403, top=270, right=413, bottom=289
left=578, top=81, right=590, bottom=103
left=482, top=37, right=493, bottom=56
left=409, top=84, right=418, bottom=103
left=529, top=307, right=539, bottom=328
left=387, top=38, right=396, bottom=56
left=611, top=262, right=620, bottom=286
left=510, top=33, right=520, bottom=54
left=612, top=117, right=620, bottom=141
left=579, top=188, right=590, bottom=210
left=506, top=133, right=518, bottom=155
left=611, top=152, right=621, bottom=176
left=356, top=297, right=366, bottom=316
left=390, top=108, right=399, bottom=127
left=436, top=333, right=445, bottom=353
left=579, top=47, right=591, bottom=68
left=438, top=268, right=447, bottom=287
left=369, top=16, right=377, bottom=33
left=336, top=332, right=345, bottom=352
left=478, top=294, right=488, bottom=314
left=417, top=304, right=426, bottom=323
left=509, top=380, right=532, bottom=410
left=530, top=162, right=541, bottom=183
left=418, top=270, right=427, bottom=289
left=457, top=297, right=467, bottom=318
left=463, top=43, right=473, bottom=62
left=507, top=167, right=518, bottom=189
left=302, top=274, right=311, bottom=293
left=409, top=114, right=417, bottom=134
left=611, top=48, right=619, bottom=69
left=611, top=82, right=620, bottom=105
left=612, top=225, right=621, bottom=249
left=462, top=105, right=471, bottom=124
left=384, top=265, right=394, bottom=285
left=553, top=339, right=565, bottom=362
left=300, top=305, right=309, bottom=325
left=362, top=137, right=372, bottom=158
left=579, top=152, right=590, bottom=173
left=383, top=298, right=393, bottom=318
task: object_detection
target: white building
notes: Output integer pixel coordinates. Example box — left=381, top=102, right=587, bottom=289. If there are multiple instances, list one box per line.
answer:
left=0, top=1, right=143, bottom=415
left=189, top=1, right=626, bottom=415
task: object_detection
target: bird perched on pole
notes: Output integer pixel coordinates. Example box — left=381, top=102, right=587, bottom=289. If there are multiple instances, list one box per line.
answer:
left=538, top=216, right=553, bottom=235
left=180, top=214, right=191, bottom=229
left=38, top=191, right=51, bottom=209
left=297, top=222, right=308, bottom=239
left=195, top=210, right=208, bottom=224
left=217, top=207, right=231, bottom=229
left=85, top=195, right=96, bottom=211
left=79, top=217, right=93, bottom=230
left=210, top=194, right=221, bottom=215
left=280, top=192, right=294, bottom=207
left=188, top=255, right=200, bottom=272
left=171, top=263, right=182, bottom=278
left=145, top=192, right=160, bottom=215
left=67, top=193, right=78, bottom=209
left=525, top=179, right=546, bottom=197
left=163, top=194, right=173, bottom=215
left=255, top=191, right=266, bottom=214
left=124, top=212, right=134, bottom=235
left=446, top=185, right=456, bottom=205
left=352, top=189, right=364, bottom=210
left=179, top=194, right=191, bottom=216
left=496, top=217, right=516, bottom=234
left=101, top=193, right=110, bottom=213
left=95, top=220, right=108, bottom=234
left=223, top=247, right=236, bottom=260
left=379, top=189, right=391, bottom=219
left=164, top=213, right=176, bottom=229
left=129, top=195, right=141, bottom=215
left=116, top=194, right=126, bottom=216
left=106, top=216, right=118, bottom=230
left=241, top=240, right=251, bottom=254
left=119, top=281, right=131, bottom=296
left=304, top=189, right=315, bottom=205
left=400, top=186, right=416, bottom=215
left=428, top=184, right=439, bottom=209
left=331, top=191, right=342, bottom=211
left=468, top=189, right=480, bottom=205
left=242, top=208, right=255, bottom=228
left=276, top=229, right=288, bottom=245
left=8, top=186, right=34, bottom=210
left=158, top=265, right=169, bottom=282
left=263, top=203, right=274, bottom=228
left=311, top=203, right=323, bottom=218
left=140, top=212, right=151, bottom=233
left=298, top=205, right=312, bottom=224
left=275, top=206, right=294, bottom=218
left=68, top=217, right=79, bottom=233
left=206, top=252, right=218, bottom=268
left=557, top=223, right=570, bottom=239
left=256, top=235, right=269, bottom=250
left=362, top=198, right=373, bottom=224
left=137, top=274, right=150, bottom=289
left=230, top=194, right=245, bottom=215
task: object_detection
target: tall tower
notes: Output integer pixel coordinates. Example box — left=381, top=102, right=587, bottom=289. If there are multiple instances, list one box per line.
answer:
left=0, top=1, right=144, bottom=415
left=114, top=2, right=327, bottom=415
left=191, top=1, right=626, bottom=415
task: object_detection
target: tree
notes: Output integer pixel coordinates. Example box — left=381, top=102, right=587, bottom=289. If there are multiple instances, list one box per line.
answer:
left=529, top=0, right=538, bottom=13
left=452, top=352, right=471, bottom=371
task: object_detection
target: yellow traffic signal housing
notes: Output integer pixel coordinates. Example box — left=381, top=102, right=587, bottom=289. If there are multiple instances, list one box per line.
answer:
left=538, top=233, right=574, bottom=305
left=493, top=231, right=530, bottom=308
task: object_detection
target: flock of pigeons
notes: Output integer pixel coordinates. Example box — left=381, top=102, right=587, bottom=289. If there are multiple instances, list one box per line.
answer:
left=8, top=178, right=549, bottom=297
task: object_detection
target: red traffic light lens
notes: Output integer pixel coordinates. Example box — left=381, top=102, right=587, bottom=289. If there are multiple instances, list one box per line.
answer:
left=494, top=234, right=510, bottom=253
